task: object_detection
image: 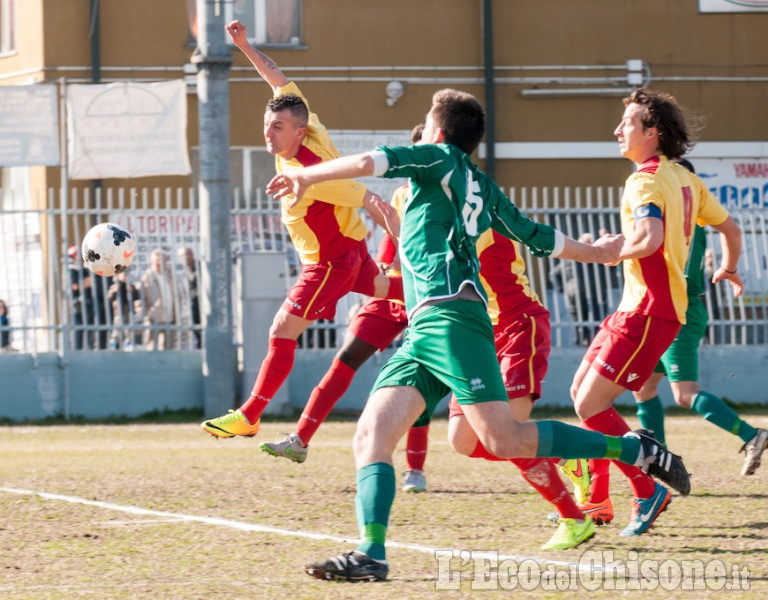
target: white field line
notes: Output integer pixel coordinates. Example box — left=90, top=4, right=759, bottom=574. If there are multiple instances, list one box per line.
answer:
left=1, top=486, right=603, bottom=576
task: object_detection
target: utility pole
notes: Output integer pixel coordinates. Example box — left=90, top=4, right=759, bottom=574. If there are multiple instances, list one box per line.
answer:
left=89, top=0, right=103, bottom=210
left=191, top=0, right=235, bottom=417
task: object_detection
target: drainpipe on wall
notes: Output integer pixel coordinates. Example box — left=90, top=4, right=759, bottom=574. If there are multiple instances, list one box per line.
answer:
left=89, top=0, right=101, bottom=84
left=482, top=0, right=496, bottom=179
left=89, top=0, right=103, bottom=208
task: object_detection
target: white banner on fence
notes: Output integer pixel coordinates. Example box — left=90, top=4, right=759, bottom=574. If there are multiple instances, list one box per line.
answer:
left=67, top=80, right=191, bottom=180
left=0, top=85, right=60, bottom=167
left=699, top=0, right=768, bottom=12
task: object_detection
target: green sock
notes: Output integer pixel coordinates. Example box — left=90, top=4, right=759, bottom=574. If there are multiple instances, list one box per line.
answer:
left=692, top=391, right=757, bottom=443
left=355, top=462, right=395, bottom=561
left=536, top=420, right=641, bottom=465
left=636, top=396, right=666, bottom=446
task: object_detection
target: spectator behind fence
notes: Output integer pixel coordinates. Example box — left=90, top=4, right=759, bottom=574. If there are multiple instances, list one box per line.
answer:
left=549, top=232, right=607, bottom=346
left=0, top=298, right=10, bottom=351
left=68, top=245, right=109, bottom=350
left=107, top=271, right=138, bottom=350
left=176, top=246, right=201, bottom=349
left=139, top=249, right=176, bottom=351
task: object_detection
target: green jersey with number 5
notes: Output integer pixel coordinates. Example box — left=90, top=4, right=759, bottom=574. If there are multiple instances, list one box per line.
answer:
left=373, top=143, right=558, bottom=318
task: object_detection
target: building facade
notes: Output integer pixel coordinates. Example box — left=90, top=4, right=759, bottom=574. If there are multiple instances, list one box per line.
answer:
left=0, top=0, right=765, bottom=197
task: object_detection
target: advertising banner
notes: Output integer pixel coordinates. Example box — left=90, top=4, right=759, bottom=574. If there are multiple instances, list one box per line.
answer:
left=693, top=158, right=768, bottom=208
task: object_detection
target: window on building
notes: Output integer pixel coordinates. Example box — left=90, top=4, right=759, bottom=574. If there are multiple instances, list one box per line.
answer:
left=187, top=0, right=302, bottom=47
left=0, top=0, right=15, bottom=55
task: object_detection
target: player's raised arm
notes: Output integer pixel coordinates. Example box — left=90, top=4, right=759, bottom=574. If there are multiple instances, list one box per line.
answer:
left=226, top=20, right=289, bottom=93
left=267, top=152, right=376, bottom=206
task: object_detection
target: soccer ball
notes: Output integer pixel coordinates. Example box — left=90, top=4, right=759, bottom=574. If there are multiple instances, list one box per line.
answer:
left=81, top=222, right=136, bottom=277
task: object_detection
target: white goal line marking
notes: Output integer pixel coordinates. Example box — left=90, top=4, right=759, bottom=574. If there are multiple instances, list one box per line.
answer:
left=1, top=486, right=599, bottom=574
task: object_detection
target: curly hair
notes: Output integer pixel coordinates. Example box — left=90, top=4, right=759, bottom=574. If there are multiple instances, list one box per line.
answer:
left=624, top=88, right=696, bottom=160
left=266, top=93, right=309, bottom=128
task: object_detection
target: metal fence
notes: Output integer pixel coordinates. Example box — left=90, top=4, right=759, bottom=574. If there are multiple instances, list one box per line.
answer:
left=516, top=186, right=768, bottom=346
left=1, top=185, right=766, bottom=356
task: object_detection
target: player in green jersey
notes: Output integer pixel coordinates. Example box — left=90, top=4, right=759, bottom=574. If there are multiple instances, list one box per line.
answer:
left=267, top=88, right=691, bottom=582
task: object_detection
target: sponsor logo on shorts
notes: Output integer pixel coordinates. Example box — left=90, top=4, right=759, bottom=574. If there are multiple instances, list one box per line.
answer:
left=507, top=384, right=528, bottom=392
left=669, top=364, right=679, bottom=374
left=470, top=377, right=486, bottom=392
left=596, top=356, right=615, bottom=374
left=627, top=373, right=639, bottom=383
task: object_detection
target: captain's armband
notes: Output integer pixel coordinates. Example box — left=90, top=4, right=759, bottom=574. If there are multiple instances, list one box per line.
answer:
left=634, top=204, right=662, bottom=220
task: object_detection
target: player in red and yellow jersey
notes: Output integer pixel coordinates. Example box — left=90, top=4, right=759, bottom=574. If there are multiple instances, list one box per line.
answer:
left=202, top=21, right=400, bottom=438
left=571, top=88, right=743, bottom=536
left=259, top=186, right=411, bottom=464
left=259, top=126, right=423, bottom=473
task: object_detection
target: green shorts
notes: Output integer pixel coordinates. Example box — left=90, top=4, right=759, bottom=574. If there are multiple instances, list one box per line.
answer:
left=371, top=299, right=508, bottom=427
left=654, top=296, right=707, bottom=382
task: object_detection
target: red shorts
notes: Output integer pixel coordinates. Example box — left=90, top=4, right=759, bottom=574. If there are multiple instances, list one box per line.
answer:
left=283, top=240, right=380, bottom=321
left=449, top=306, right=550, bottom=419
left=495, top=307, right=551, bottom=401
left=584, top=311, right=681, bottom=391
left=348, top=297, right=408, bottom=351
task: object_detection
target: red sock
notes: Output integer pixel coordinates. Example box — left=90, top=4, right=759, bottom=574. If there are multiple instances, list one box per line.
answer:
left=471, top=441, right=582, bottom=519
left=469, top=441, right=506, bottom=462
left=512, top=458, right=584, bottom=520
left=240, top=337, right=297, bottom=424
left=587, top=458, right=611, bottom=503
left=583, top=408, right=656, bottom=499
left=295, top=358, right=356, bottom=445
left=405, top=425, right=429, bottom=471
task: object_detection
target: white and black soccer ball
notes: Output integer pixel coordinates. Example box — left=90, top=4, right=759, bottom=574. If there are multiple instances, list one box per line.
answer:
left=81, top=222, right=136, bottom=277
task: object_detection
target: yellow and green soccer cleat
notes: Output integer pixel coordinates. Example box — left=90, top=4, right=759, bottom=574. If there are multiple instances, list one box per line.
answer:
left=541, top=517, right=596, bottom=550
left=558, top=459, right=591, bottom=505
left=201, top=409, right=260, bottom=438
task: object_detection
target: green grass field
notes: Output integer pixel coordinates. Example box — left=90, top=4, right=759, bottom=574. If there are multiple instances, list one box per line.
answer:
left=2, top=414, right=767, bottom=599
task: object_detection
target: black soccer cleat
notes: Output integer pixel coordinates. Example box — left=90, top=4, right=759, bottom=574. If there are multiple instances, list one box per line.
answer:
left=305, top=551, right=389, bottom=582
left=626, top=428, right=691, bottom=496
